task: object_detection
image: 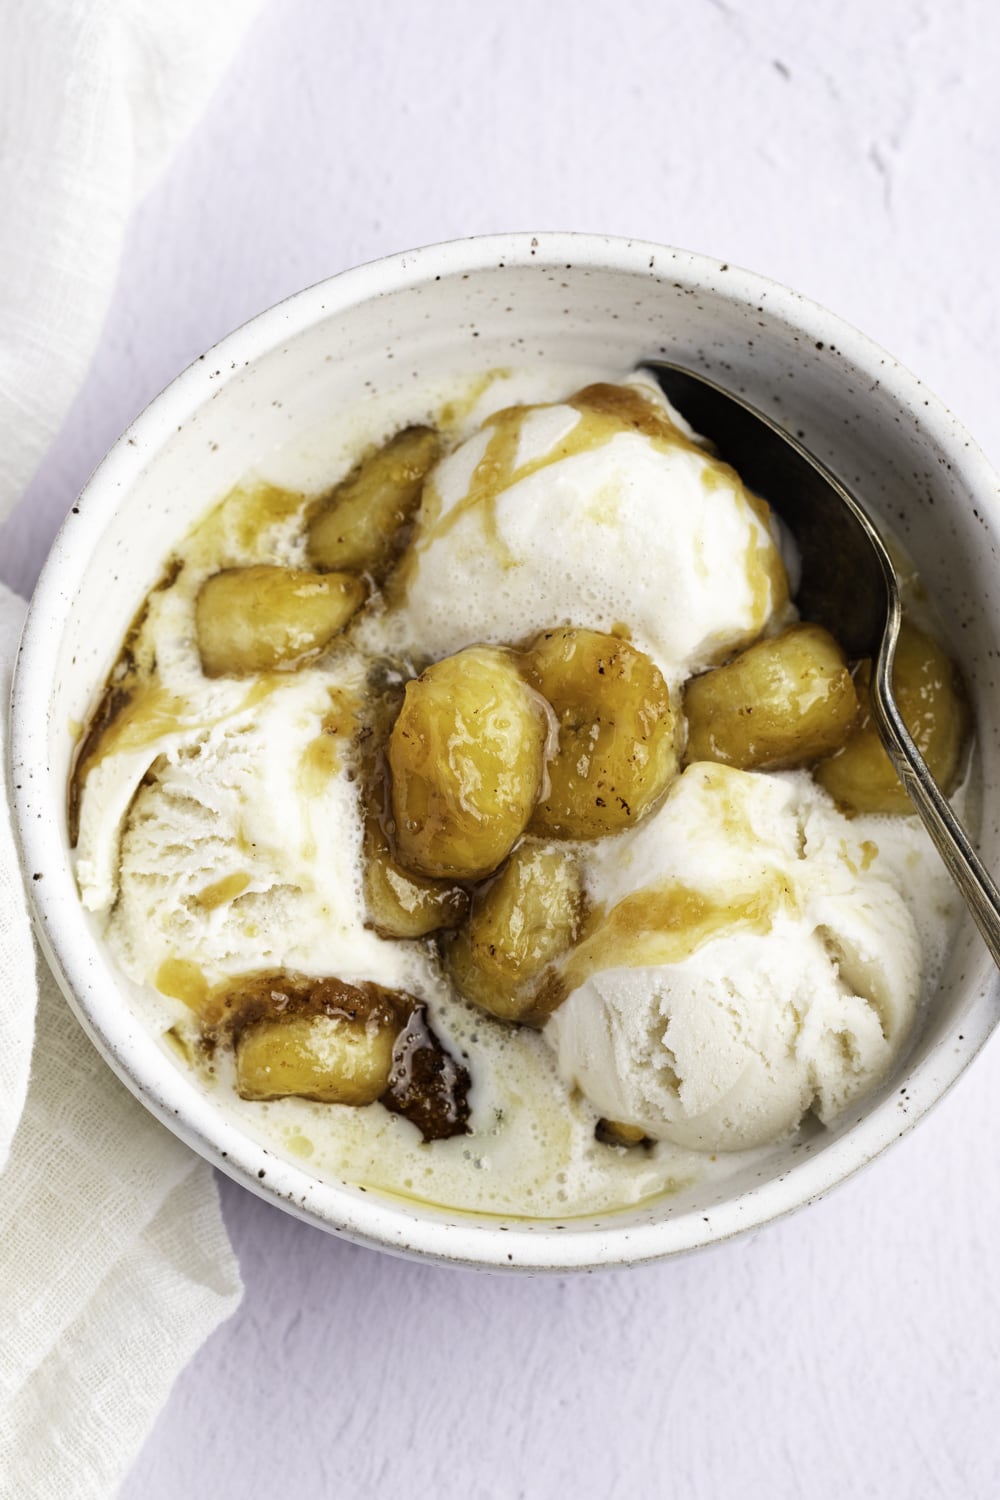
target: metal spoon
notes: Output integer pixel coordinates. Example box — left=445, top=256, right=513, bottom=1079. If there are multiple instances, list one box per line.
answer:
left=646, top=360, right=1000, bottom=967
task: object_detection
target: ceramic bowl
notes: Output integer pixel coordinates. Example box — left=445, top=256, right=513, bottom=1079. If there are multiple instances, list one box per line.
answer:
left=10, top=233, right=1000, bottom=1270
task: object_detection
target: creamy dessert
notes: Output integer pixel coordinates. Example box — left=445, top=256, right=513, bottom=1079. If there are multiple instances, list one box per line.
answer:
left=69, top=371, right=969, bottom=1216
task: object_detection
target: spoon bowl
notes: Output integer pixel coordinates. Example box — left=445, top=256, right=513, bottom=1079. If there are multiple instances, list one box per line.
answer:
left=647, top=360, right=1000, bottom=969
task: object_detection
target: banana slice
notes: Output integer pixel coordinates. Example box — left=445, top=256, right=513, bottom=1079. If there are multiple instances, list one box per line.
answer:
left=196, top=565, right=365, bottom=677
left=684, top=623, right=858, bottom=771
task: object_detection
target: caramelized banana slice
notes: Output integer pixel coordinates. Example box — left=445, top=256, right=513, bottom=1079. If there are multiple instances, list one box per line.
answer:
left=447, top=842, right=582, bottom=1024
left=227, top=973, right=469, bottom=1138
left=816, top=622, right=968, bottom=815
left=684, top=623, right=859, bottom=772
left=596, top=1119, right=650, bottom=1147
left=233, top=978, right=401, bottom=1105
left=236, top=1013, right=397, bottom=1105
left=363, top=814, right=469, bottom=939
left=196, top=565, right=365, bottom=677
left=524, top=628, right=678, bottom=839
left=307, top=426, right=439, bottom=577
left=388, top=646, right=550, bottom=880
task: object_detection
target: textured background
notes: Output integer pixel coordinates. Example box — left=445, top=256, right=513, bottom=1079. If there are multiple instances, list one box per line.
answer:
left=4, top=1, right=1000, bottom=1494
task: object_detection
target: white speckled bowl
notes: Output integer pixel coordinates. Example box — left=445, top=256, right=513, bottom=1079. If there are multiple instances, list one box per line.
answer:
left=9, top=234, right=1000, bottom=1271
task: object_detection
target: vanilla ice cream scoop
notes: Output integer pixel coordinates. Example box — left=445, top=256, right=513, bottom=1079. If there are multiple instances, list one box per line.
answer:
left=393, top=376, right=790, bottom=681
left=546, top=763, right=924, bottom=1151
left=77, top=659, right=432, bottom=1005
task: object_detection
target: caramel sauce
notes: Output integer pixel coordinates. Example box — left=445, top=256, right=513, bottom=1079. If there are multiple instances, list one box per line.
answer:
left=436, top=368, right=512, bottom=435
left=69, top=678, right=135, bottom=846
left=563, top=873, right=795, bottom=991
left=74, top=674, right=272, bottom=840
left=742, top=488, right=790, bottom=628
left=700, top=463, right=788, bottom=633
left=297, top=689, right=358, bottom=796
left=163, top=1025, right=196, bottom=1065
left=399, top=382, right=788, bottom=628
left=381, top=1004, right=471, bottom=1142
left=558, top=761, right=800, bottom=986
left=401, top=383, right=705, bottom=582
left=68, top=558, right=181, bottom=844
left=238, top=673, right=288, bottom=710
left=836, top=837, right=880, bottom=878
left=220, top=970, right=400, bottom=1035
left=569, top=381, right=701, bottom=442
left=156, top=958, right=210, bottom=1012
left=186, top=481, right=306, bottom=567
left=691, top=761, right=760, bottom=844
left=89, top=682, right=189, bottom=761
left=68, top=677, right=188, bottom=845
left=72, top=656, right=289, bottom=851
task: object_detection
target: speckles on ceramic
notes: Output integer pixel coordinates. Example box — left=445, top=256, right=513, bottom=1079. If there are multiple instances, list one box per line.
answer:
left=8, top=232, right=1000, bottom=1272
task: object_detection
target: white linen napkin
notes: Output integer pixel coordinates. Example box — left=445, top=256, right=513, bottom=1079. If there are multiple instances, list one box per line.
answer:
left=0, top=0, right=263, bottom=518
left=0, top=1, right=266, bottom=1493
left=0, top=593, right=242, bottom=1500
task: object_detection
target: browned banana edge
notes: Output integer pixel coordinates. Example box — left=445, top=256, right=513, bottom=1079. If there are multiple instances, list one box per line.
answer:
left=210, top=970, right=471, bottom=1142
left=67, top=556, right=183, bottom=846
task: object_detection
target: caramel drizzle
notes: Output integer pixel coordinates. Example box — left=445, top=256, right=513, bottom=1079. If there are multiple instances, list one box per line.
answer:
left=402, top=384, right=788, bottom=624
left=562, top=872, right=797, bottom=991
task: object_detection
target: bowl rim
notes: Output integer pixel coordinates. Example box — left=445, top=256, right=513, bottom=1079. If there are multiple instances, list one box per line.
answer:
left=9, top=230, right=1000, bottom=1272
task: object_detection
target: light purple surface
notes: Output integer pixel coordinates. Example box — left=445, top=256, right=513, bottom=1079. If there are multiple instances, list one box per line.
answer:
left=4, top=1, right=1000, bottom=1493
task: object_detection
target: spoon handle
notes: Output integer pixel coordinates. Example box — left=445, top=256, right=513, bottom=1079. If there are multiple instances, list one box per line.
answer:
left=872, top=640, right=1000, bottom=968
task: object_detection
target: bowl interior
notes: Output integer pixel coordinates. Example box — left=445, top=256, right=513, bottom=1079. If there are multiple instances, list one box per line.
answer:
left=12, top=235, right=1000, bottom=1268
